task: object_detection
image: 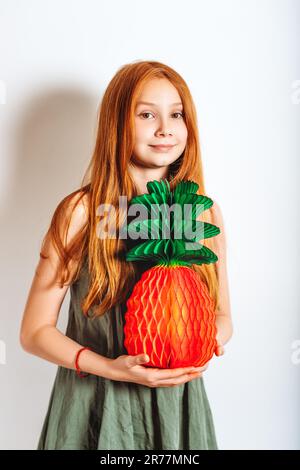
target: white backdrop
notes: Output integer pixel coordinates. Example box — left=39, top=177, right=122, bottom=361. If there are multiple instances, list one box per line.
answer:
left=0, top=0, right=299, bottom=450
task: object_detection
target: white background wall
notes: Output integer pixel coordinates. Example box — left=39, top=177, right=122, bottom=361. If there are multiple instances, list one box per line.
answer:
left=0, top=0, right=299, bottom=450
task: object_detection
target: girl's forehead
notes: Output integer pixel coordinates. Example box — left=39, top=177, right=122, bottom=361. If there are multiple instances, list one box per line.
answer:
left=136, top=79, right=182, bottom=103
left=136, top=100, right=183, bottom=107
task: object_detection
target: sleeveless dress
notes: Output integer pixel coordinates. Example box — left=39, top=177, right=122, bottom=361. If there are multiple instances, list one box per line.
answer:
left=37, top=255, right=219, bottom=450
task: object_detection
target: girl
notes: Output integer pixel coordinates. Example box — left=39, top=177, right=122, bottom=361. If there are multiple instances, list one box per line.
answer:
left=20, top=60, right=232, bottom=450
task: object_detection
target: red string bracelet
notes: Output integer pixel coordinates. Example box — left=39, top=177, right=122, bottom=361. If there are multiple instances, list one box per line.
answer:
left=75, top=347, right=92, bottom=378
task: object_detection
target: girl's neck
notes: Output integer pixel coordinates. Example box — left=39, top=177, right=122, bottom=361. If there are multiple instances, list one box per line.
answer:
left=129, top=165, right=170, bottom=195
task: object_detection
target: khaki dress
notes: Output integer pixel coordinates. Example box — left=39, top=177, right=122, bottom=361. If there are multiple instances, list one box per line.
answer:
left=37, top=256, right=219, bottom=450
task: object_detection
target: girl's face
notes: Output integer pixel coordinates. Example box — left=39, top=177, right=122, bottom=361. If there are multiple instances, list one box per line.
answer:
left=132, top=78, right=188, bottom=169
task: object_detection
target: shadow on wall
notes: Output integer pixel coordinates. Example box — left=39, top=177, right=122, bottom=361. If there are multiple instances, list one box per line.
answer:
left=1, top=87, right=99, bottom=271
left=0, top=87, right=100, bottom=449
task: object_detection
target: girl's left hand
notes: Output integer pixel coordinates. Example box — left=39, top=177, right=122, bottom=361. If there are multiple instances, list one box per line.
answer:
left=197, top=338, right=225, bottom=371
left=214, top=338, right=225, bottom=357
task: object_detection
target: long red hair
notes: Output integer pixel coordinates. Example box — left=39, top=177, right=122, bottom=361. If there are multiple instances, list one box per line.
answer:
left=40, top=60, right=220, bottom=318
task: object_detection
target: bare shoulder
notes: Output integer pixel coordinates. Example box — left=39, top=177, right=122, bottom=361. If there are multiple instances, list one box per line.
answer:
left=210, top=200, right=224, bottom=230
left=19, top=190, right=90, bottom=348
left=209, top=199, right=227, bottom=259
left=210, top=199, right=232, bottom=319
left=38, top=190, right=89, bottom=282
left=56, top=190, right=89, bottom=243
left=66, top=191, right=89, bottom=224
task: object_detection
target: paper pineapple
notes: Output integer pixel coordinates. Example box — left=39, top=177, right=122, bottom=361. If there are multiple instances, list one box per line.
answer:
left=123, top=178, right=221, bottom=369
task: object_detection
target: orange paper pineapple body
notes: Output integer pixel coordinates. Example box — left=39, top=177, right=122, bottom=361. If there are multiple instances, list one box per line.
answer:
left=123, top=179, right=220, bottom=369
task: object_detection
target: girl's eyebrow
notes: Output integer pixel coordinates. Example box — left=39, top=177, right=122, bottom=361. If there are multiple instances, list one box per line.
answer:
left=136, top=101, right=183, bottom=107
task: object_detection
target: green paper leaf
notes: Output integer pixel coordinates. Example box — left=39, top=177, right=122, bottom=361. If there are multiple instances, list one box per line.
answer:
left=123, top=178, right=221, bottom=266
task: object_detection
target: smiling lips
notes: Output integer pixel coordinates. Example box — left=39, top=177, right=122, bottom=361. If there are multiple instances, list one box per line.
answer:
left=149, top=144, right=175, bottom=152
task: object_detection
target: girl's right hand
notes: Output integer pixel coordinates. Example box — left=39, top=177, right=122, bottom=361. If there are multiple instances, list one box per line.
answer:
left=108, top=353, right=208, bottom=388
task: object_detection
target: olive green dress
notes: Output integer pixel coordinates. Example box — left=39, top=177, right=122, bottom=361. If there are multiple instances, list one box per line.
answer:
left=37, top=256, right=219, bottom=450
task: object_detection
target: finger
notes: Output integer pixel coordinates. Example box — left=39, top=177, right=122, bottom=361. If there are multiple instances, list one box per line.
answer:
left=155, top=371, right=203, bottom=387
left=128, top=354, right=149, bottom=367
left=190, top=363, right=209, bottom=371
left=215, top=346, right=225, bottom=356
left=153, top=365, right=206, bottom=381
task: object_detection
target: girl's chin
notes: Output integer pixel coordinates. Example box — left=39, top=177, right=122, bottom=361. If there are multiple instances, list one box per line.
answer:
left=132, top=154, right=179, bottom=169
left=147, top=159, right=174, bottom=168
left=147, top=155, right=178, bottom=166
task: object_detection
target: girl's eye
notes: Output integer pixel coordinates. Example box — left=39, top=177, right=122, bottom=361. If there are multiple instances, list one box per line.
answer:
left=140, top=112, right=154, bottom=119
left=139, top=112, right=184, bottom=119
left=173, top=112, right=184, bottom=119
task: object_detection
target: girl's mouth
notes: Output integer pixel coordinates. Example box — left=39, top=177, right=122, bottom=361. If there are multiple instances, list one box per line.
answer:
left=149, top=145, right=175, bottom=152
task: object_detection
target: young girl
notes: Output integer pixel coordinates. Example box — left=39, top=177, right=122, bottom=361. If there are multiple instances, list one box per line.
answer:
left=20, top=60, right=232, bottom=450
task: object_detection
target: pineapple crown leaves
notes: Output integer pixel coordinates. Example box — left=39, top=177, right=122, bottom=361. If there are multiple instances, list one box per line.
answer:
left=122, top=178, right=221, bottom=267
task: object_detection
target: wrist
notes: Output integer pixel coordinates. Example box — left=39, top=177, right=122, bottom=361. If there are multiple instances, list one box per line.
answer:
left=75, top=348, right=114, bottom=379
left=96, top=355, right=115, bottom=379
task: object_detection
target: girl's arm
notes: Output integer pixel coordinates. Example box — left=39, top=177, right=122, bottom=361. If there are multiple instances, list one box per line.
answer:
left=19, top=193, right=113, bottom=378
left=211, top=200, right=233, bottom=352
